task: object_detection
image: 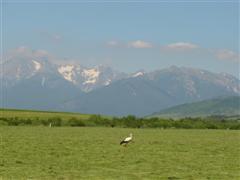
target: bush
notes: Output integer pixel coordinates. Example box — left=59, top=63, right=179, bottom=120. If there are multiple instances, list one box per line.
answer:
left=68, top=118, right=85, bottom=127
left=0, top=114, right=239, bottom=129
left=8, top=117, right=21, bottom=126
left=47, top=117, right=62, bottom=127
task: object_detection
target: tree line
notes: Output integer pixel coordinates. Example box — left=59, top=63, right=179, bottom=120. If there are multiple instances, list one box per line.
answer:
left=0, top=115, right=239, bottom=129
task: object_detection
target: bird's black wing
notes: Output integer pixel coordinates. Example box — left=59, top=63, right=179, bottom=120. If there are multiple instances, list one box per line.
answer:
left=120, top=140, right=126, bottom=145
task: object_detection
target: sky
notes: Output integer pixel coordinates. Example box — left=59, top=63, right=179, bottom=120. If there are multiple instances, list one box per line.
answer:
left=1, top=1, right=240, bottom=77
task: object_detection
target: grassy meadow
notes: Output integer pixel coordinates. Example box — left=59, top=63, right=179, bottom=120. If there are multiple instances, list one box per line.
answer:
left=0, top=109, right=92, bottom=121
left=0, top=127, right=239, bottom=179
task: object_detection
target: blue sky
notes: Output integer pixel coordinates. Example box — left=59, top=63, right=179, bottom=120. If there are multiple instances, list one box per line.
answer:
left=2, top=1, right=239, bottom=77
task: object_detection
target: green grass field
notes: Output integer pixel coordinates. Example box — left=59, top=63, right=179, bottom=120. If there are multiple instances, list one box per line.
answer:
left=0, top=109, right=93, bottom=120
left=0, top=127, right=239, bottom=179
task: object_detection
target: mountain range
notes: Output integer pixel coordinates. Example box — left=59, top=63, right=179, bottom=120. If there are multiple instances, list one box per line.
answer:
left=1, top=56, right=239, bottom=116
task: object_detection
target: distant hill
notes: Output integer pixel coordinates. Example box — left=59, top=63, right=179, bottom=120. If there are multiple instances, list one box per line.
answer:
left=149, top=96, right=240, bottom=118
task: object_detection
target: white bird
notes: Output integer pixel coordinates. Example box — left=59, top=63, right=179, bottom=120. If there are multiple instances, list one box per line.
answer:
left=120, top=133, right=133, bottom=146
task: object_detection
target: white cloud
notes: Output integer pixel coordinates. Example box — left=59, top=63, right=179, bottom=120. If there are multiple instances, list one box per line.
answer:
left=107, top=40, right=119, bottom=47
left=164, top=42, right=199, bottom=51
left=4, top=46, right=53, bottom=62
left=128, top=40, right=153, bottom=48
left=161, top=42, right=239, bottom=63
left=215, top=49, right=240, bottom=62
left=40, top=31, right=62, bottom=43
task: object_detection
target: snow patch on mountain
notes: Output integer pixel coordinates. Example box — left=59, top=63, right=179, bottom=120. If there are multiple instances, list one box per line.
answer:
left=82, top=68, right=100, bottom=84
left=132, top=71, right=144, bottom=77
left=32, top=60, right=42, bottom=71
left=16, top=67, right=21, bottom=79
left=104, top=79, right=111, bottom=86
left=58, top=65, right=75, bottom=82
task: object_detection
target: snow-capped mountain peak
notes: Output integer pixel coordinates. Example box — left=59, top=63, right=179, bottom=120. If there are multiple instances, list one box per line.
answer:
left=58, top=65, right=75, bottom=83
left=82, top=68, right=100, bottom=84
left=32, top=60, right=42, bottom=71
left=132, top=70, right=145, bottom=77
left=55, top=64, right=125, bottom=92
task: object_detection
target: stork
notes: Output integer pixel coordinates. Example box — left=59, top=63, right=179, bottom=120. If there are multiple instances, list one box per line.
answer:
left=120, top=133, right=133, bottom=146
